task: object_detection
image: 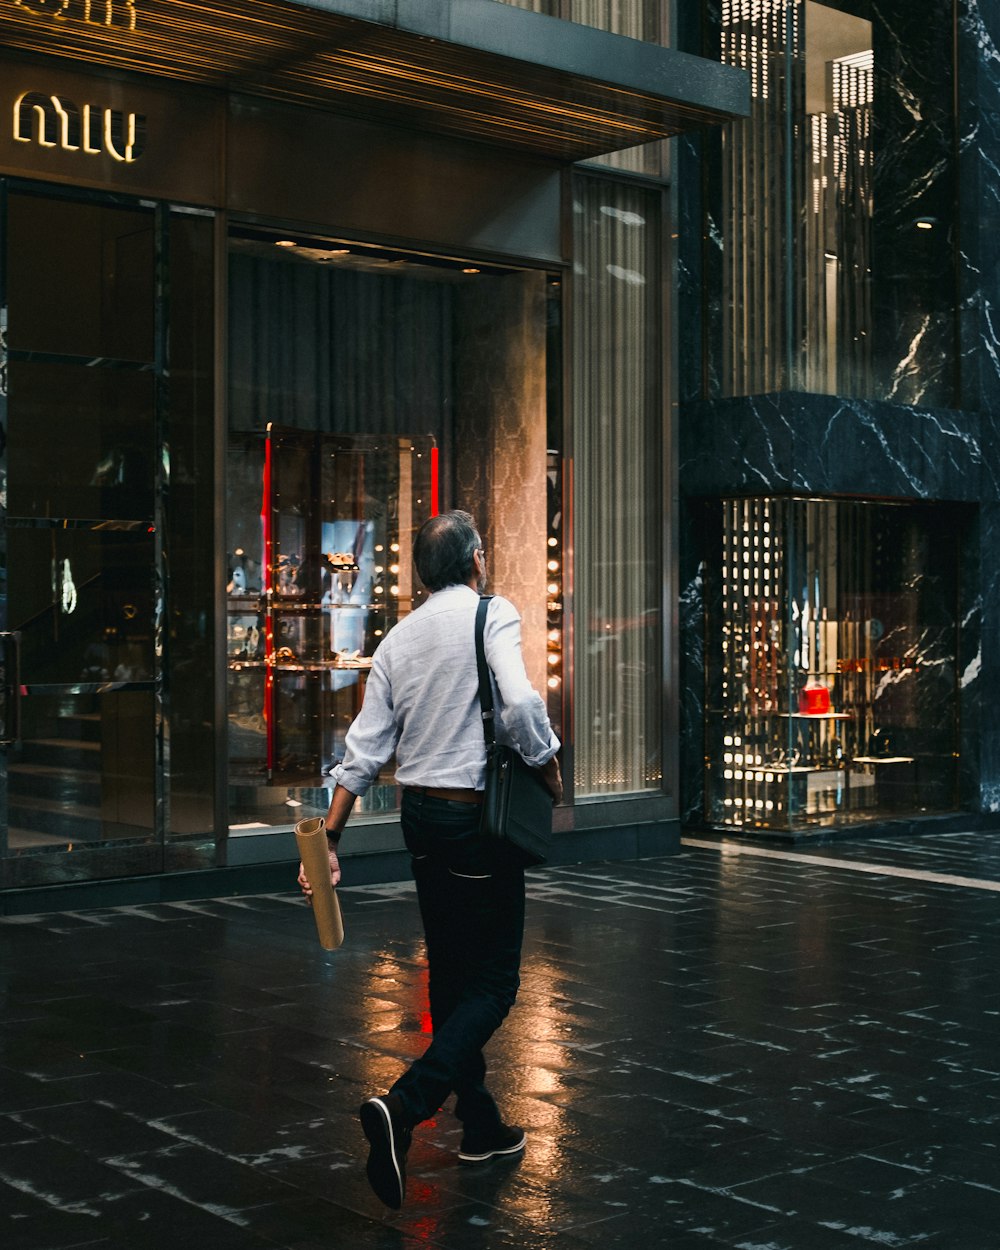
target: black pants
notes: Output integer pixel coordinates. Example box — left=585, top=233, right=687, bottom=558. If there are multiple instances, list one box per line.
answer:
left=390, top=790, right=525, bottom=1135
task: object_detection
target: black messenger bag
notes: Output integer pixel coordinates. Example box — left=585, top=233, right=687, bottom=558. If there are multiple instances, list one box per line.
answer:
left=475, top=595, right=554, bottom=868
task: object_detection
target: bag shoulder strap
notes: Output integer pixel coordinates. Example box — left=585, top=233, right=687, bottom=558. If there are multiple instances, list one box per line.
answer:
left=475, top=594, right=496, bottom=748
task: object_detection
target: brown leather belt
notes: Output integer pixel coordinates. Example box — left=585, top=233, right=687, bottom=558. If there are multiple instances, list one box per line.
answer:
left=406, top=786, right=484, bottom=805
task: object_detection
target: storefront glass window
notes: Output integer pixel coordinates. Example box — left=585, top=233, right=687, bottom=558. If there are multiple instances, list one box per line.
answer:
left=572, top=177, right=664, bottom=796
left=705, top=497, right=960, bottom=832
left=1, top=189, right=221, bottom=888
left=226, top=234, right=561, bottom=832
left=709, top=0, right=957, bottom=406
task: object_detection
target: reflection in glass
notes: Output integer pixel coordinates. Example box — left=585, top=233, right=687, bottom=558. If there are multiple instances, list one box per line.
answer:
left=715, top=0, right=955, bottom=404
left=226, top=429, right=435, bottom=826
left=706, top=497, right=960, bottom=832
left=7, top=194, right=155, bottom=362
left=8, top=362, right=155, bottom=520
left=5, top=691, right=155, bottom=856
left=7, top=528, right=155, bottom=686
left=572, top=178, right=663, bottom=795
left=165, top=212, right=217, bottom=846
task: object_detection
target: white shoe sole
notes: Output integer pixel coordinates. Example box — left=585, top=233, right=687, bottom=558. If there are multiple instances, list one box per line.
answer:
left=360, top=1097, right=405, bottom=1207
left=458, top=1130, right=527, bottom=1163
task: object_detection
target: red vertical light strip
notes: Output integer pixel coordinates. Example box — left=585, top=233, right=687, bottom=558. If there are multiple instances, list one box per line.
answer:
left=262, top=430, right=275, bottom=778
left=430, top=445, right=439, bottom=517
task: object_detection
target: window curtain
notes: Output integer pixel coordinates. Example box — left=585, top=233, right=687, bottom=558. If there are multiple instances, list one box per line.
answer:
left=572, top=177, right=664, bottom=795
left=228, top=252, right=452, bottom=445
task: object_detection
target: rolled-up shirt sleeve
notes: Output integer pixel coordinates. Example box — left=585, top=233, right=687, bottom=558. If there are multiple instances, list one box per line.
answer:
left=485, top=599, right=560, bottom=768
left=330, top=650, right=400, bottom=797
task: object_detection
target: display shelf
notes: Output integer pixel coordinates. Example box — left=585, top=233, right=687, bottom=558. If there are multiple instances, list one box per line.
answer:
left=778, top=712, right=852, bottom=720
left=852, top=755, right=915, bottom=765
left=226, top=428, right=435, bottom=783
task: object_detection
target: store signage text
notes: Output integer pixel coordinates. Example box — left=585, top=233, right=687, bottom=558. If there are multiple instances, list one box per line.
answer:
left=9, top=0, right=138, bottom=33
left=13, top=91, right=146, bottom=162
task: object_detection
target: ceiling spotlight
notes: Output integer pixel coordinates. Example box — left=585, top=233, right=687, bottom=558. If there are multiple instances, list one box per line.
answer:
left=275, top=239, right=297, bottom=248
left=915, top=217, right=937, bottom=230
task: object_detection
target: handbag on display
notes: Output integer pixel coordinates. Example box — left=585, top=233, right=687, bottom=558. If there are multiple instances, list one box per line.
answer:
left=475, top=595, right=554, bottom=867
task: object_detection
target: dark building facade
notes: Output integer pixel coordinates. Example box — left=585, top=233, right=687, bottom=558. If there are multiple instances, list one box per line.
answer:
left=0, top=0, right=747, bottom=909
left=677, top=0, right=1000, bottom=840
left=4, top=0, right=998, bottom=913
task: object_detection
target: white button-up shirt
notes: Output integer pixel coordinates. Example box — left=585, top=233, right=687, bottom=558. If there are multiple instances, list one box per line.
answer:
left=331, top=584, right=559, bottom=796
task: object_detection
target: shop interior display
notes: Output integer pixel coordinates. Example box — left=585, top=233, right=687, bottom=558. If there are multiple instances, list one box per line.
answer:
left=706, top=496, right=959, bottom=832
left=226, top=428, right=436, bottom=803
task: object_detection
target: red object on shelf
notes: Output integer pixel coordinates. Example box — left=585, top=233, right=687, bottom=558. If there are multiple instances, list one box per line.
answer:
left=799, top=682, right=832, bottom=715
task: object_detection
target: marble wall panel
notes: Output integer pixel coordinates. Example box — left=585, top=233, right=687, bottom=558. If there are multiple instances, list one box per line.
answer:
left=870, top=1, right=957, bottom=409
left=679, top=392, right=984, bottom=503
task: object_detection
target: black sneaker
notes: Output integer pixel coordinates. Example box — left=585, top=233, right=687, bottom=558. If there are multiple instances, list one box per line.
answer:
left=359, top=1095, right=411, bottom=1208
left=458, top=1123, right=526, bottom=1164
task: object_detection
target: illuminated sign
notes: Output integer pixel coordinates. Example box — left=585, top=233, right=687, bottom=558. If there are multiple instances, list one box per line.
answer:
left=11, top=0, right=137, bottom=32
left=13, top=90, right=146, bottom=162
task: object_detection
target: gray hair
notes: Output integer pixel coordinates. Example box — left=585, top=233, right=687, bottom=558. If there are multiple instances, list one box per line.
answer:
left=413, top=510, right=481, bottom=592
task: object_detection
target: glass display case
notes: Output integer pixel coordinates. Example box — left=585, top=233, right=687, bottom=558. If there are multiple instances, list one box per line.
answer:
left=705, top=497, right=960, bottom=833
left=226, top=428, right=436, bottom=827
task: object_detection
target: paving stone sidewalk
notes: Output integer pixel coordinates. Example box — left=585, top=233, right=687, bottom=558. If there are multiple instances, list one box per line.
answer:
left=2, top=835, right=999, bottom=1249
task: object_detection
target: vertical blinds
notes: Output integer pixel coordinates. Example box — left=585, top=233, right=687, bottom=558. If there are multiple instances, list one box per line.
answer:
left=572, top=177, right=663, bottom=795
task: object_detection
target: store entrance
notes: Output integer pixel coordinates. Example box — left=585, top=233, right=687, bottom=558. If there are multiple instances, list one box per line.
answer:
left=0, top=185, right=163, bottom=889
left=225, top=228, right=563, bottom=841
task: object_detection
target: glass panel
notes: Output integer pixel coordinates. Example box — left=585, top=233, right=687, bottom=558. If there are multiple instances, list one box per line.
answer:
left=7, top=527, right=155, bottom=687
left=1, top=187, right=166, bottom=888
left=7, top=193, right=155, bottom=362
left=165, top=212, right=217, bottom=847
left=706, top=497, right=960, bottom=832
left=7, top=361, right=155, bottom=520
left=572, top=178, right=663, bottom=795
left=226, top=429, right=435, bottom=828
left=2, top=690, right=156, bottom=887
left=712, top=0, right=956, bottom=404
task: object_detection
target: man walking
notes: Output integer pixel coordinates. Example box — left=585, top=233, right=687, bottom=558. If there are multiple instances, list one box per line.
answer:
left=298, top=510, right=561, bottom=1209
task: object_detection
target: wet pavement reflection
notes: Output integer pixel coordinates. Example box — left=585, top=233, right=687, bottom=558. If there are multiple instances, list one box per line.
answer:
left=2, top=833, right=1000, bottom=1248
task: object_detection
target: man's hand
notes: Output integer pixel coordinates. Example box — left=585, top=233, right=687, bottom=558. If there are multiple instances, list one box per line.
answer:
left=540, top=755, right=563, bottom=804
left=298, top=846, right=341, bottom=898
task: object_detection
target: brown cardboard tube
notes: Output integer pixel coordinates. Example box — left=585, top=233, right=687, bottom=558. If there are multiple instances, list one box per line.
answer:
left=295, top=816, right=345, bottom=951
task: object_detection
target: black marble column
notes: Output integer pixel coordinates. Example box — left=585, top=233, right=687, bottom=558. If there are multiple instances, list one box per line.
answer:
left=870, top=0, right=958, bottom=408
left=675, top=0, right=1000, bottom=831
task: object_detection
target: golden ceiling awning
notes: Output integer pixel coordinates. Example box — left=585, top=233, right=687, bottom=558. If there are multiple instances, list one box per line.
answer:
left=0, top=0, right=749, bottom=160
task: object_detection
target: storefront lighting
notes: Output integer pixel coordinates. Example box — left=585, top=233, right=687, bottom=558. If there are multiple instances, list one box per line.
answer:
left=390, top=563, right=399, bottom=574
left=547, top=559, right=559, bottom=572
left=547, top=582, right=559, bottom=595
left=390, top=585, right=399, bottom=595
left=374, top=585, right=384, bottom=595
left=547, top=676, right=560, bottom=689
left=547, top=653, right=559, bottom=666
left=548, top=537, right=558, bottom=547
left=390, top=543, right=400, bottom=553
